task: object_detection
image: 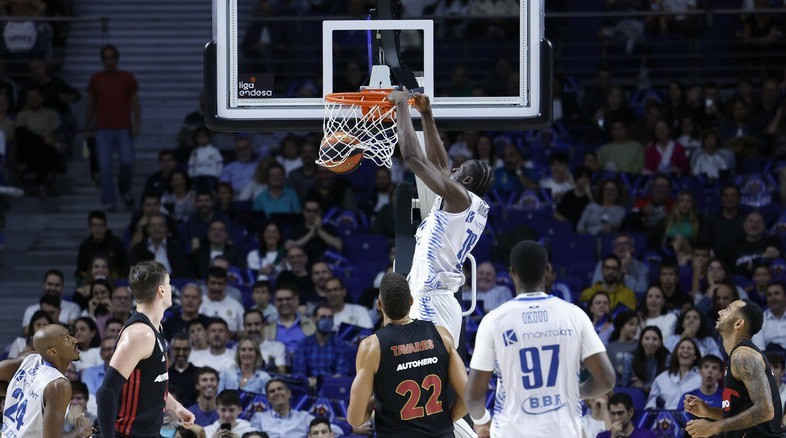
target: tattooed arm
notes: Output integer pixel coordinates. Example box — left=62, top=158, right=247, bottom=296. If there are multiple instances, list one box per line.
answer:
left=717, top=347, right=775, bottom=431
left=687, top=347, right=775, bottom=437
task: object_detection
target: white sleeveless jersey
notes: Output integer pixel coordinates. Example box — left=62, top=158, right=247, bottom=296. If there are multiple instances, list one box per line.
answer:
left=470, top=293, right=606, bottom=438
left=2, top=354, right=67, bottom=438
left=408, top=192, right=489, bottom=294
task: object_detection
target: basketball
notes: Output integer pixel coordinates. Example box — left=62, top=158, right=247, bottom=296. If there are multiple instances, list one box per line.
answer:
left=320, top=131, right=363, bottom=174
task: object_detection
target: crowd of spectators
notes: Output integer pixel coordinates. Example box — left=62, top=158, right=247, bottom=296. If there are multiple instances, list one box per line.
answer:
left=3, top=0, right=786, bottom=437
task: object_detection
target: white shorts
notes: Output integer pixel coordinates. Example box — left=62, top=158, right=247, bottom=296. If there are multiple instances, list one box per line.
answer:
left=409, top=292, right=462, bottom=345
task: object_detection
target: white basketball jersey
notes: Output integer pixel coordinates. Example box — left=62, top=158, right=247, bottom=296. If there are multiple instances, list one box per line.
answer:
left=408, top=192, right=489, bottom=294
left=470, top=293, right=606, bottom=438
left=2, top=354, right=67, bottom=438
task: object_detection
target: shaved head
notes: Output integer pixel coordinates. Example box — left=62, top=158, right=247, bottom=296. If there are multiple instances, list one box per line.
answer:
left=32, top=324, right=79, bottom=367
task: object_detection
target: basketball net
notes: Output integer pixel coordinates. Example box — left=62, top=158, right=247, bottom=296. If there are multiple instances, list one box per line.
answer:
left=320, top=89, right=401, bottom=169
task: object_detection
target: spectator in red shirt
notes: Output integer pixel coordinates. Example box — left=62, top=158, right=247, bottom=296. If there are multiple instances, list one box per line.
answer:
left=83, top=44, right=140, bottom=212
left=643, top=120, right=689, bottom=176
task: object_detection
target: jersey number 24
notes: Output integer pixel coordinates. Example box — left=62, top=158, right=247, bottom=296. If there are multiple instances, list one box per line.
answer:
left=3, top=388, right=28, bottom=431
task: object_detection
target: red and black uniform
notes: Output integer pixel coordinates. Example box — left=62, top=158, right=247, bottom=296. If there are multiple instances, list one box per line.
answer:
left=116, top=311, right=169, bottom=437
left=722, top=338, right=784, bottom=438
left=373, top=319, right=452, bottom=438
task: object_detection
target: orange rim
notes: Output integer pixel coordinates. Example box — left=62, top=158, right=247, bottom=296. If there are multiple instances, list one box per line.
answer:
left=324, top=89, right=413, bottom=110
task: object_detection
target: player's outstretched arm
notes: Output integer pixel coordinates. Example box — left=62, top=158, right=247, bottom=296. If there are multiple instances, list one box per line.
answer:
left=436, top=325, right=469, bottom=421
left=0, top=357, right=24, bottom=397
left=347, top=335, right=380, bottom=428
left=42, top=377, right=72, bottom=438
left=579, top=352, right=616, bottom=400
left=688, top=347, right=775, bottom=437
left=411, top=94, right=449, bottom=172
left=388, top=90, right=468, bottom=213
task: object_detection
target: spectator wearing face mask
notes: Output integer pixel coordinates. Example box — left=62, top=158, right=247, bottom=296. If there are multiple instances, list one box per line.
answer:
left=291, top=303, right=352, bottom=389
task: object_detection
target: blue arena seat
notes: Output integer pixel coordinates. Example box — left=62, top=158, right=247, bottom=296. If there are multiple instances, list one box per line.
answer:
left=342, top=233, right=390, bottom=265
left=615, top=386, right=646, bottom=411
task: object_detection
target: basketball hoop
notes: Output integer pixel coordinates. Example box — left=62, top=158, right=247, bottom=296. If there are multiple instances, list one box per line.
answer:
left=319, top=89, right=412, bottom=169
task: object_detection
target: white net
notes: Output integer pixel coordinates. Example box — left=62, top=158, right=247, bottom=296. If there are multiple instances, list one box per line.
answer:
left=319, top=93, right=400, bottom=169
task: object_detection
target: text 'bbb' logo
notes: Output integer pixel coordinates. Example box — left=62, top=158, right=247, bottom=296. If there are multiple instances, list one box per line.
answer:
left=502, top=330, right=518, bottom=347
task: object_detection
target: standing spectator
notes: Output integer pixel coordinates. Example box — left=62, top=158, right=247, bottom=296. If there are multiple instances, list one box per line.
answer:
left=752, top=281, right=786, bottom=351
left=75, top=210, right=127, bottom=284
left=581, top=255, right=638, bottom=311
left=217, top=338, right=272, bottom=394
left=169, top=333, right=199, bottom=407
left=292, top=304, right=351, bottom=388
left=577, top=178, right=627, bottom=236
left=643, top=120, right=689, bottom=175
left=285, top=200, right=342, bottom=262
left=198, top=267, right=245, bottom=335
left=630, top=326, right=670, bottom=395
left=84, top=44, right=140, bottom=211
left=699, top=183, right=746, bottom=256
left=189, top=318, right=235, bottom=373
left=220, top=135, right=258, bottom=194
left=252, top=162, right=301, bottom=215
left=188, top=126, right=223, bottom=193
left=187, top=366, right=220, bottom=427
left=142, top=149, right=177, bottom=199
left=645, top=337, right=701, bottom=410
left=597, top=120, right=644, bottom=174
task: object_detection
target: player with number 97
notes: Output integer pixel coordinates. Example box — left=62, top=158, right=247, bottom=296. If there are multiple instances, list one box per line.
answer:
left=466, top=241, right=616, bottom=437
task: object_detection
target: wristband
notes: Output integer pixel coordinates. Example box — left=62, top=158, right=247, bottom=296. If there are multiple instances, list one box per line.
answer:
left=470, top=408, right=491, bottom=424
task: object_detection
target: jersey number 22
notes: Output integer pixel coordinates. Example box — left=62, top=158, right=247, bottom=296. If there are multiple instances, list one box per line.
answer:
left=396, top=374, right=444, bottom=420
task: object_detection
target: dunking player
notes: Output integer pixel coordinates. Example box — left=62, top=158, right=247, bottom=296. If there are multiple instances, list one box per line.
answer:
left=466, top=241, right=616, bottom=437
left=96, top=261, right=195, bottom=437
left=387, top=90, right=494, bottom=347
left=347, top=272, right=474, bottom=437
left=684, top=299, right=784, bottom=438
left=0, top=324, right=92, bottom=438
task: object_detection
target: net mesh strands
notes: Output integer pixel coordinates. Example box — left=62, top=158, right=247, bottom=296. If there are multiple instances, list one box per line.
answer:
left=319, top=89, right=411, bottom=169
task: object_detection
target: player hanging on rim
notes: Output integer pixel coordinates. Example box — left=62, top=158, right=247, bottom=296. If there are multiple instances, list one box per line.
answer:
left=387, top=89, right=494, bottom=347
left=0, top=324, right=93, bottom=438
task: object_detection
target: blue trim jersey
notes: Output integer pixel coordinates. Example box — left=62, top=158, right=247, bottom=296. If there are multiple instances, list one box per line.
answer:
left=2, top=354, right=67, bottom=438
left=408, top=192, right=489, bottom=295
left=469, top=292, right=606, bottom=438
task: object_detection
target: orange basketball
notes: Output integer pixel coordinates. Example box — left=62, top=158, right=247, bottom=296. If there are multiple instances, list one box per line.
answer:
left=320, top=131, right=364, bottom=174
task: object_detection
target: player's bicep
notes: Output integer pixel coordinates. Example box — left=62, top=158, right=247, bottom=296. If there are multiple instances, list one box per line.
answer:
left=469, top=317, right=495, bottom=372
left=110, top=325, right=155, bottom=379
left=42, top=378, right=71, bottom=438
left=348, top=336, right=379, bottom=427
left=732, top=348, right=775, bottom=414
